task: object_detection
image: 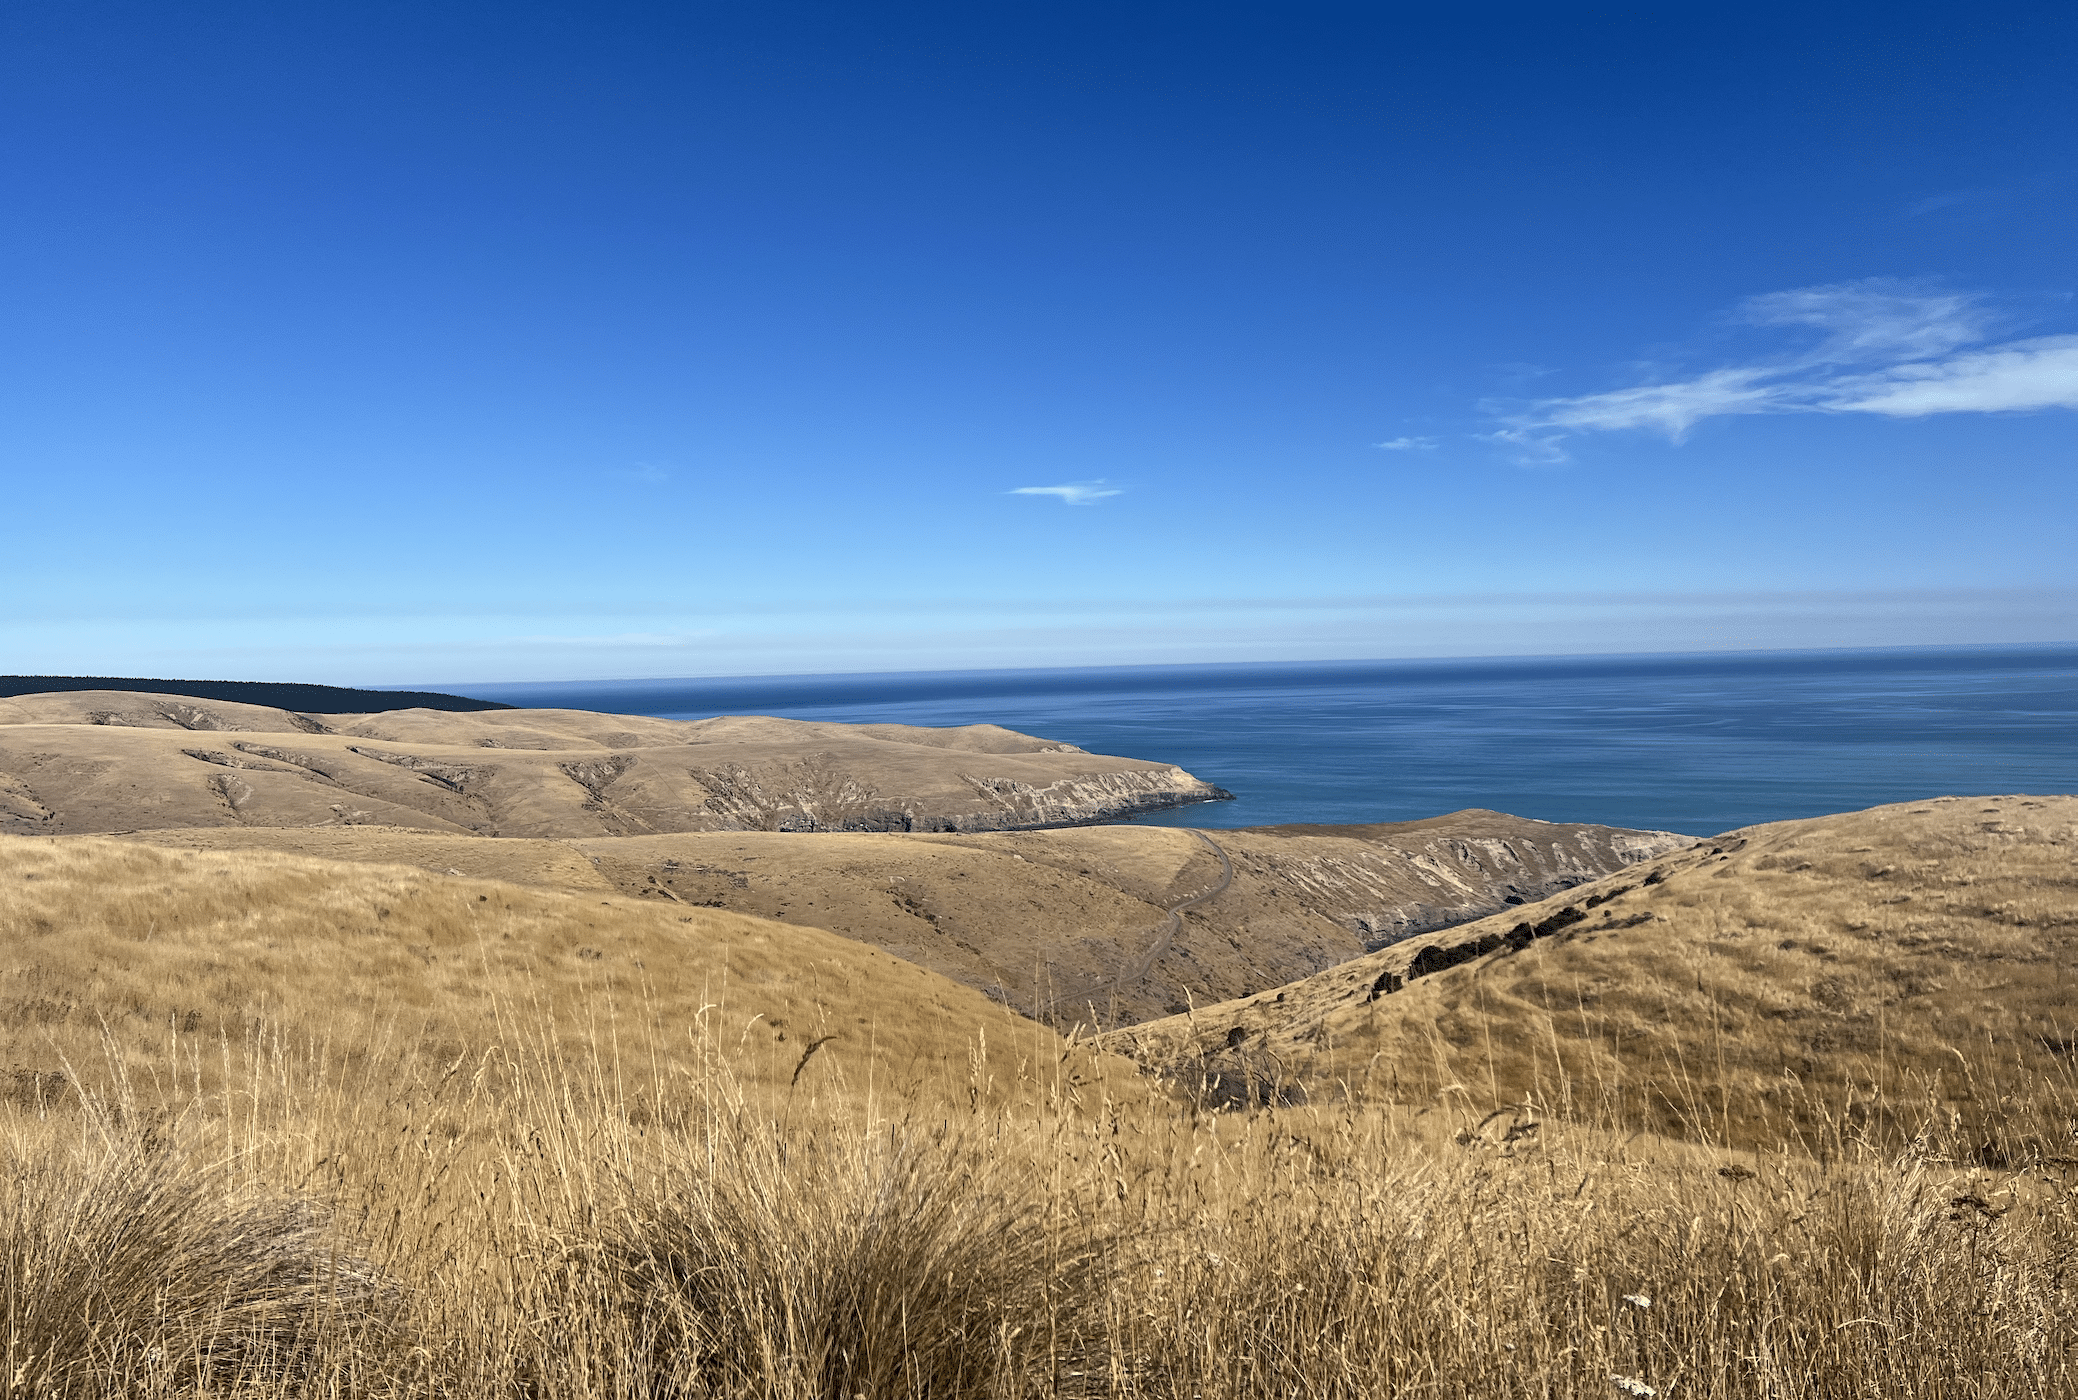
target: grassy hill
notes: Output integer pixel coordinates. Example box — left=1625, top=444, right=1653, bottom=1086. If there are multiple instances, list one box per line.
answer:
left=101, top=808, right=1687, bottom=1027
left=0, top=833, right=1115, bottom=1114
left=2, top=802, right=2073, bottom=1397
left=1112, top=794, right=2078, bottom=1153
left=0, top=689, right=1225, bottom=836
left=4, top=688, right=1688, bottom=1032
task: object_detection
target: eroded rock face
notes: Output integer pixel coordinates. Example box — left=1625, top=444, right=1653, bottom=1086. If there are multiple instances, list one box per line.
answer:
left=0, top=771, right=55, bottom=834
left=1036, top=811, right=1696, bottom=1028
left=0, top=691, right=1231, bottom=838
left=1215, top=811, right=1695, bottom=952
left=950, top=768, right=1230, bottom=832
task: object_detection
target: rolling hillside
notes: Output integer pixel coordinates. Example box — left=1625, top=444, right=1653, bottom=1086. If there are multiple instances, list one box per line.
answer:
left=104, top=809, right=1690, bottom=1027
left=1114, top=794, right=2078, bottom=1148
left=0, top=834, right=1119, bottom=1113
left=0, top=690, right=1225, bottom=837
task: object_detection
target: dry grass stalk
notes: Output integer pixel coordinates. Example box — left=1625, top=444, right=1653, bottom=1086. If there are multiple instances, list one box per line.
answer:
left=0, top=1017, right=2065, bottom=1399
left=0, top=1109, right=399, bottom=1396
left=1, top=816, right=2073, bottom=1396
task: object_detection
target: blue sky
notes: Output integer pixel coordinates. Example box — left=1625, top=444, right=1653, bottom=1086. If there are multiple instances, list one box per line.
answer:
left=3, top=0, right=2073, bottom=684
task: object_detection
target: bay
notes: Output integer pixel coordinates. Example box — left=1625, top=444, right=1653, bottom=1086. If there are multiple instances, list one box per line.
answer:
left=452, top=644, right=2078, bottom=838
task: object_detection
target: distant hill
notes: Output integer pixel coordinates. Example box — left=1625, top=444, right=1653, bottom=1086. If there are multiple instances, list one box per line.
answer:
left=0, top=687, right=1690, bottom=1029
left=0, top=675, right=511, bottom=712
left=0, top=689, right=1226, bottom=837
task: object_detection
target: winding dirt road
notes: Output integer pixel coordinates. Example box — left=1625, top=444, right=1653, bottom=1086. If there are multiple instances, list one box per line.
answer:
left=1044, top=829, right=1232, bottom=1020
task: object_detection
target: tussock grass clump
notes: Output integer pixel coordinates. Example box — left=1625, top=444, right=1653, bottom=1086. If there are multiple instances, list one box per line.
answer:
left=0, top=1115, right=397, bottom=1395
left=580, top=1122, right=1107, bottom=1398
left=1116, top=1110, right=2078, bottom=1399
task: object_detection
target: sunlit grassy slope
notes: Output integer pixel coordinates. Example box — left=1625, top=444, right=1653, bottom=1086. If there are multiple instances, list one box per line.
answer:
left=0, top=834, right=1121, bottom=1113
left=2, top=803, right=2076, bottom=1396
left=1116, top=795, right=2078, bottom=1148
left=4, top=982, right=2072, bottom=1398
left=106, top=808, right=1683, bottom=1028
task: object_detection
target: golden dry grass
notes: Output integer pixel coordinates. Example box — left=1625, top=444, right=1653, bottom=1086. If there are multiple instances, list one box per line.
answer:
left=4, top=1024, right=2074, bottom=1398
left=1121, top=795, right=2078, bottom=1153
left=0, top=834, right=1122, bottom=1114
left=4, top=803, right=2077, bottom=1397
left=104, top=807, right=1681, bottom=1030
left=99, top=824, right=1216, bottom=1026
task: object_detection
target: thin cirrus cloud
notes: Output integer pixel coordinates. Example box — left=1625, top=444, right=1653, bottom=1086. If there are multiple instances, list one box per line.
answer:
left=1010, top=481, right=1122, bottom=505
left=1485, top=280, right=2078, bottom=463
left=1375, top=436, right=1440, bottom=451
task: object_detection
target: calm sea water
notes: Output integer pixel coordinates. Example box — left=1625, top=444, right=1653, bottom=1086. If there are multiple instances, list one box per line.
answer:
left=453, top=645, right=2078, bottom=838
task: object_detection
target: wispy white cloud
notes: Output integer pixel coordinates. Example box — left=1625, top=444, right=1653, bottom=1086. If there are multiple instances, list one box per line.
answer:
left=1490, top=280, right=2077, bottom=462
left=1739, top=282, right=1990, bottom=363
left=1818, top=336, right=2078, bottom=416
left=1011, top=481, right=1121, bottom=505
left=1375, top=436, right=1440, bottom=451
left=1474, top=428, right=1571, bottom=466
left=1515, top=366, right=1779, bottom=439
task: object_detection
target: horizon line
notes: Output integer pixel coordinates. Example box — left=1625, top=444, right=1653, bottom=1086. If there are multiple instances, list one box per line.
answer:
left=401, top=638, right=2078, bottom=694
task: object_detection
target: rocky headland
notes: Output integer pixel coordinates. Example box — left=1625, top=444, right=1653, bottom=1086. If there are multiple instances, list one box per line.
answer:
left=0, top=690, right=1229, bottom=837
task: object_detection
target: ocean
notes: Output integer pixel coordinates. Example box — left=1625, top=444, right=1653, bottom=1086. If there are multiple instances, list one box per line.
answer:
left=454, top=644, right=2078, bottom=838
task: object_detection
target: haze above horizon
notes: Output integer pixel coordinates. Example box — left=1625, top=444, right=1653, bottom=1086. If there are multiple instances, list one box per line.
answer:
left=4, top=1, right=2073, bottom=685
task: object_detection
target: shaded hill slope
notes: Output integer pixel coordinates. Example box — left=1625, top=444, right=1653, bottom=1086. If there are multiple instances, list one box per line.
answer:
left=0, top=834, right=1120, bottom=1113
left=0, top=690, right=1226, bottom=837
left=0, top=674, right=509, bottom=711
left=109, top=809, right=1689, bottom=1027
left=1113, top=795, right=2078, bottom=1146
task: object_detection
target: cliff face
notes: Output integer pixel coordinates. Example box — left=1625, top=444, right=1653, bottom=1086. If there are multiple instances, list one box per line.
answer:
left=0, top=691, right=1228, bottom=838
left=947, top=768, right=1230, bottom=831
left=683, top=756, right=1226, bottom=833
left=1027, top=810, right=1696, bottom=1025
left=1217, top=811, right=1695, bottom=950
